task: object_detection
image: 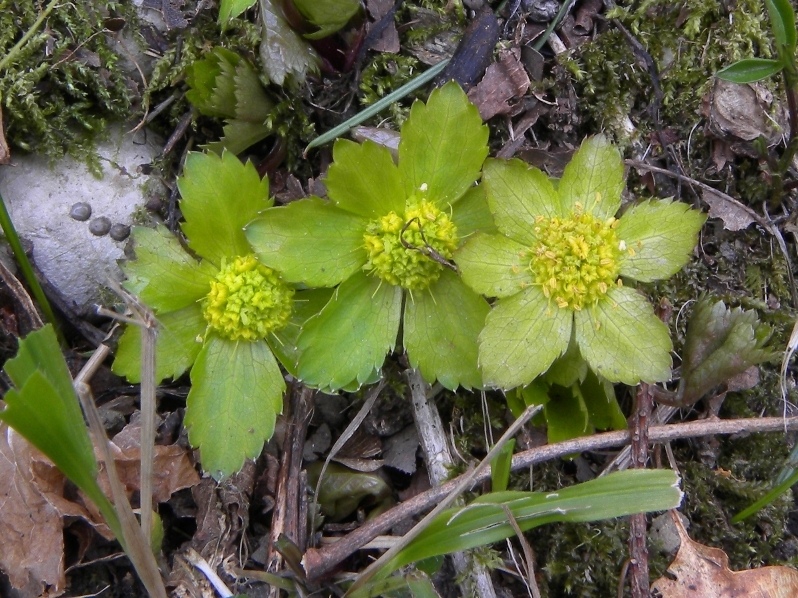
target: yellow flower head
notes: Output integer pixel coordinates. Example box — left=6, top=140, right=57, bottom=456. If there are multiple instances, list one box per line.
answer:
left=203, top=254, right=294, bottom=341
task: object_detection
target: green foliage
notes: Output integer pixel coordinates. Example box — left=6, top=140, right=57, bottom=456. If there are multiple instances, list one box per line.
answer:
left=0, top=1, right=138, bottom=170
left=307, top=462, right=394, bottom=522
left=678, top=297, right=777, bottom=405
left=292, top=0, right=361, bottom=40
left=247, top=82, right=491, bottom=391
left=0, top=325, right=122, bottom=539
left=373, top=470, right=682, bottom=582
left=218, top=0, right=257, bottom=28
left=260, top=0, right=320, bottom=85
left=186, top=47, right=275, bottom=155
left=456, top=135, right=706, bottom=389
left=112, top=151, right=305, bottom=479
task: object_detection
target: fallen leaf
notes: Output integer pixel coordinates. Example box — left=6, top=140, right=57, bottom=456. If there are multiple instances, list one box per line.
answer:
left=702, top=187, right=757, bottom=231
left=96, top=420, right=200, bottom=504
left=0, top=426, right=95, bottom=597
left=651, top=510, right=798, bottom=597
left=467, top=48, right=531, bottom=120
left=706, top=79, right=779, bottom=142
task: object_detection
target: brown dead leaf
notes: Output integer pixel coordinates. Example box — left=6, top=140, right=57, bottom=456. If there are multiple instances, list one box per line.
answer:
left=706, top=79, right=780, bottom=142
left=96, top=420, right=200, bottom=504
left=467, top=48, right=530, bottom=120
left=651, top=510, right=798, bottom=597
left=702, top=187, right=757, bottom=231
left=0, top=426, right=94, bottom=597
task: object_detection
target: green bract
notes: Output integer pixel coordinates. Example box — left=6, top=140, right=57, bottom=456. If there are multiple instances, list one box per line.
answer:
left=112, top=151, right=326, bottom=479
left=247, top=82, right=492, bottom=391
left=456, top=136, right=706, bottom=389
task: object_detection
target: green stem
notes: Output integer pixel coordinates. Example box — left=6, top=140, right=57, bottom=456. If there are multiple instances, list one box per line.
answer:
left=0, top=0, right=60, bottom=72
left=0, top=191, right=62, bottom=340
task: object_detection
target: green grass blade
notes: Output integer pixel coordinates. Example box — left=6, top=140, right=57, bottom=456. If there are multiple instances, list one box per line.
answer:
left=383, top=469, right=681, bottom=575
left=0, top=192, right=62, bottom=341
left=304, top=59, right=449, bottom=153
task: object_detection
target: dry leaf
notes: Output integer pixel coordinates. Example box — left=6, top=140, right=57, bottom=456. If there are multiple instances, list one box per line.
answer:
left=652, top=510, right=798, bottom=597
left=706, top=79, right=780, bottom=142
left=0, top=426, right=94, bottom=596
left=467, top=48, right=531, bottom=120
left=96, top=420, right=200, bottom=504
left=702, top=187, right=757, bottom=231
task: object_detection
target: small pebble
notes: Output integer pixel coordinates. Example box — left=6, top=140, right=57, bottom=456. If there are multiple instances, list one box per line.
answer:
left=88, top=216, right=112, bottom=236
left=69, top=202, right=92, bottom=221
left=109, top=223, right=131, bottom=241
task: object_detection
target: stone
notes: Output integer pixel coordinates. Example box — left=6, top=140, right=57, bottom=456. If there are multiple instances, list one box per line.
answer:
left=0, top=124, right=164, bottom=314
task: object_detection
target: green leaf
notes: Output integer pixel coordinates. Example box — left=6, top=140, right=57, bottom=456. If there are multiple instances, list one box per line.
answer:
left=297, top=271, right=402, bottom=391
left=543, top=338, right=588, bottom=388
left=617, top=199, right=706, bottom=282
left=399, top=81, right=488, bottom=207
left=113, top=304, right=206, bottom=384
left=186, top=48, right=241, bottom=118
left=179, top=151, right=271, bottom=265
left=679, top=297, right=776, bottom=404
left=307, top=462, right=392, bottom=521
left=491, top=439, right=515, bottom=492
left=184, top=335, right=284, bottom=479
left=716, top=58, right=784, bottom=83
left=766, top=0, right=796, bottom=52
left=483, top=158, right=558, bottom=245
left=574, top=286, right=672, bottom=384
left=268, top=287, right=335, bottom=377
left=544, top=386, right=590, bottom=443
left=579, top=369, right=626, bottom=430
left=557, top=136, right=623, bottom=220
left=479, top=287, right=572, bottom=389
left=0, top=325, right=122, bottom=539
left=455, top=232, right=534, bottom=298
left=204, top=121, right=273, bottom=156
left=260, top=0, right=320, bottom=86
left=218, top=0, right=257, bottom=26
left=403, top=269, right=489, bottom=390
left=325, top=139, right=406, bottom=218
left=293, top=0, right=361, bottom=39
left=123, top=226, right=216, bottom=313
left=381, top=470, right=682, bottom=576
left=246, top=198, right=368, bottom=287
left=733, top=467, right=798, bottom=523
left=450, top=184, right=497, bottom=238
left=231, top=57, right=274, bottom=122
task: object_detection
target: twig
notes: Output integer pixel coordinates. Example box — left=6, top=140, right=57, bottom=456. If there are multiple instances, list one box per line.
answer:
left=267, top=383, right=315, bottom=595
left=316, top=403, right=542, bottom=591
left=185, top=548, right=233, bottom=597
left=303, top=415, right=798, bottom=580
left=628, top=383, right=653, bottom=597
left=405, top=369, right=497, bottom=598
left=74, top=352, right=167, bottom=598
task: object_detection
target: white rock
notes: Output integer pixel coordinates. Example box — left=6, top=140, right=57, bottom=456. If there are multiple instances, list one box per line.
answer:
left=0, top=125, right=163, bottom=313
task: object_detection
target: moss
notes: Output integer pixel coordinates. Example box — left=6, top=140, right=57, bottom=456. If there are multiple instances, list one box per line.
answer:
left=359, top=54, right=421, bottom=125
left=570, top=0, right=773, bottom=139
left=1, top=1, right=140, bottom=173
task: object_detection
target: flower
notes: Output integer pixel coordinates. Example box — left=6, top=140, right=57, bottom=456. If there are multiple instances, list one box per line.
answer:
left=112, top=151, right=326, bottom=479
left=455, top=136, right=706, bottom=389
left=246, top=82, right=492, bottom=391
